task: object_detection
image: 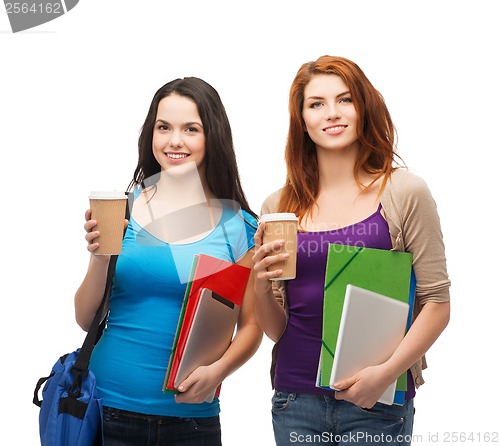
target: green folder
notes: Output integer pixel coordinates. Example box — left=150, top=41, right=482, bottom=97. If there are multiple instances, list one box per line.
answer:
left=320, top=244, right=413, bottom=391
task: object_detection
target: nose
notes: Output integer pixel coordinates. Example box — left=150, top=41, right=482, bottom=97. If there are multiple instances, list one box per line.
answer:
left=168, top=131, right=184, bottom=148
left=325, top=103, right=341, bottom=120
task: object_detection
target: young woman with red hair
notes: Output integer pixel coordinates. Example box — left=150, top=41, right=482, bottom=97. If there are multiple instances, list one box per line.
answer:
left=252, top=56, right=450, bottom=445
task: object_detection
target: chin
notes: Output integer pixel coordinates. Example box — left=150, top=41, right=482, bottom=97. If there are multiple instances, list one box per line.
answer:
left=164, top=161, right=200, bottom=177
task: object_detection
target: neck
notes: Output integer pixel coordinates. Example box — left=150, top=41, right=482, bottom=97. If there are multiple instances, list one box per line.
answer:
left=136, top=164, right=219, bottom=243
left=150, top=163, right=213, bottom=213
left=316, top=145, right=359, bottom=190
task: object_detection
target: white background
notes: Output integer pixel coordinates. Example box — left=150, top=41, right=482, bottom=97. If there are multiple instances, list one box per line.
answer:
left=1, top=1, right=499, bottom=444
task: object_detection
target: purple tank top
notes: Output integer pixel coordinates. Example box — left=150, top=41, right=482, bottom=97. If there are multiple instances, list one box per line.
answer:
left=274, top=204, right=416, bottom=399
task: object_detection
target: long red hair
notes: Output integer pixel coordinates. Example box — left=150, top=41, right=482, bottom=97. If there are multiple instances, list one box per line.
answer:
left=278, top=55, right=404, bottom=222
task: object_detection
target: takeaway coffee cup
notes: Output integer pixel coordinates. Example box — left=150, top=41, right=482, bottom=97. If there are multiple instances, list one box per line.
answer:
left=260, top=212, right=299, bottom=280
left=89, top=191, right=128, bottom=255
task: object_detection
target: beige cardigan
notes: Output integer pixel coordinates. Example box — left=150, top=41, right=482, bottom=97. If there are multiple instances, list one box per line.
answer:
left=261, top=168, right=451, bottom=389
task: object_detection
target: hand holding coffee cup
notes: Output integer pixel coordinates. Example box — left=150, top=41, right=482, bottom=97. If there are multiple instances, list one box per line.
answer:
left=259, top=213, right=299, bottom=280
left=88, top=191, right=128, bottom=255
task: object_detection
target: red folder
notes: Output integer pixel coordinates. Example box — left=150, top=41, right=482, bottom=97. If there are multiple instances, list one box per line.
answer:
left=163, top=254, right=251, bottom=397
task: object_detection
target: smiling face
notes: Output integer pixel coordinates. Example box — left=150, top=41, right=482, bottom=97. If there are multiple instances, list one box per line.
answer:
left=302, top=74, right=359, bottom=154
left=152, top=93, right=206, bottom=173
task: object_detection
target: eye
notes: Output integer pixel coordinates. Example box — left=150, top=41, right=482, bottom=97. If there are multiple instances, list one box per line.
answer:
left=339, top=97, right=353, bottom=104
left=309, top=101, right=323, bottom=109
left=157, top=124, right=170, bottom=131
left=186, top=126, right=199, bottom=133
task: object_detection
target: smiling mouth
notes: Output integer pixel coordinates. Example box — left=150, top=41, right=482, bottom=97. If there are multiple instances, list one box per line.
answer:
left=166, top=153, right=189, bottom=159
left=323, top=125, right=347, bottom=132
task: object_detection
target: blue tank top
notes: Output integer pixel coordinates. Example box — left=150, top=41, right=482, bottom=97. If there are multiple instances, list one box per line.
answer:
left=90, top=199, right=257, bottom=417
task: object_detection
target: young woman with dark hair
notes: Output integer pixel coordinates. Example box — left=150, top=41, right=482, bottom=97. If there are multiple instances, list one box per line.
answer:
left=75, top=77, right=261, bottom=446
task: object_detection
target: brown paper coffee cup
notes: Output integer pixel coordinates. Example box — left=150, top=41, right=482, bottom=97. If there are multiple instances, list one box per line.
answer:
left=89, top=191, right=128, bottom=255
left=260, top=213, right=299, bottom=280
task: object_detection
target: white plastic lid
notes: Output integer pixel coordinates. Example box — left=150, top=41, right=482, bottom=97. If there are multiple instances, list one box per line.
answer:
left=259, top=212, right=298, bottom=222
left=89, top=191, right=127, bottom=200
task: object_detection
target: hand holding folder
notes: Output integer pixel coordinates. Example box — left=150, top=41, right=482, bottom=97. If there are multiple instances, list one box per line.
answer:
left=163, top=254, right=251, bottom=401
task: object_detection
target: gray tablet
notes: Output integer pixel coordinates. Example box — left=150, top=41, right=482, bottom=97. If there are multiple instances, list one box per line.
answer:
left=329, top=284, right=409, bottom=405
left=174, top=288, right=240, bottom=402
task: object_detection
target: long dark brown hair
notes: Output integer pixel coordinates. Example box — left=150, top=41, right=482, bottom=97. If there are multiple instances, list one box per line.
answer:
left=278, top=55, right=404, bottom=221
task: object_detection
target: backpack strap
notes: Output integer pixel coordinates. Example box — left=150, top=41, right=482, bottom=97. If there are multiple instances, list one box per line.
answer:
left=72, top=192, right=130, bottom=374
left=72, top=254, right=118, bottom=373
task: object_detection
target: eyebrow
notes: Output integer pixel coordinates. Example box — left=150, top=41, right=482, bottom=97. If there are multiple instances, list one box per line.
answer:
left=337, top=90, right=351, bottom=98
left=155, top=119, right=203, bottom=127
left=305, top=90, right=351, bottom=101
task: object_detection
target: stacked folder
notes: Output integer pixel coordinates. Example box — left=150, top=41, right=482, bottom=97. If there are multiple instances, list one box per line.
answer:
left=163, top=254, right=251, bottom=402
left=318, top=244, right=415, bottom=405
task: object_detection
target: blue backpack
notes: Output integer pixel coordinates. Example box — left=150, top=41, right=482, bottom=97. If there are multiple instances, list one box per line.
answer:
left=34, top=349, right=103, bottom=446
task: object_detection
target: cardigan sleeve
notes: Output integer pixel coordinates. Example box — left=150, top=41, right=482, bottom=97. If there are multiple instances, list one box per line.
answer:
left=261, top=189, right=283, bottom=216
left=387, top=170, right=451, bottom=305
left=381, top=169, right=451, bottom=387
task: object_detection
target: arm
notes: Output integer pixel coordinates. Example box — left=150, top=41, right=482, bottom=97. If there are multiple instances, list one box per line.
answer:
left=175, top=249, right=263, bottom=403
left=335, top=173, right=451, bottom=408
left=252, top=222, right=288, bottom=341
left=74, top=209, right=111, bottom=331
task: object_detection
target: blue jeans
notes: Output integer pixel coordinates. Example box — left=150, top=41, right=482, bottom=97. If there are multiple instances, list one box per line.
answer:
left=101, top=406, right=221, bottom=446
left=271, top=391, right=414, bottom=446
